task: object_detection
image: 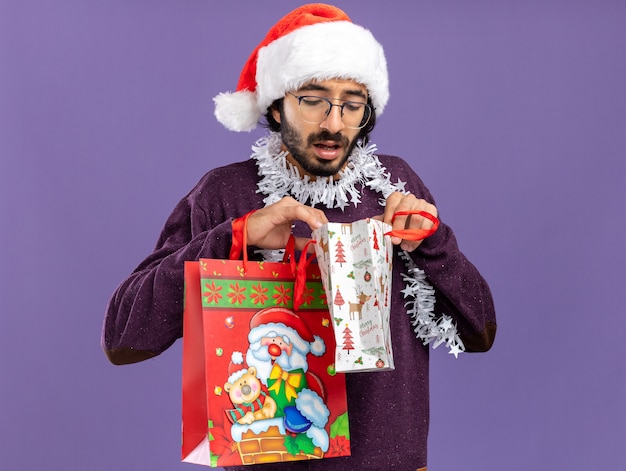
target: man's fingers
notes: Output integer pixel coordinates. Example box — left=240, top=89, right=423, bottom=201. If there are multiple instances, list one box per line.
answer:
left=383, top=192, right=402, bottom=225
left=273, top=197, right=327, bottom=230
left=245, top=197, right=328, bottom=249
left=384, top=192, right=438, bottom=251
left=289, top=204, right=327, bottom=231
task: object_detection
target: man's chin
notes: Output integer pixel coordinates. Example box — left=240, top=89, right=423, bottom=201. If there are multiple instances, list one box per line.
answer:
left=307, top=156, right=349, bottom=177
left=312, top=166, right=342, bottom=177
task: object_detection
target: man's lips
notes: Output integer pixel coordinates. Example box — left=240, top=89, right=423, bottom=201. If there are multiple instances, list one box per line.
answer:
left=313, top=140, right=342, bottom=160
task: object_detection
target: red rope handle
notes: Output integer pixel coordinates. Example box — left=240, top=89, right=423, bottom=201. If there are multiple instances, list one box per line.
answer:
left=282, top=235, right=298, bottom=275
left=230, top=210, right=257, bottom=263
left=384, top=210, right=439, bottom=241
left=231, top=210, right=312, bottom=310
left=293, top=240, right=317, bottom=311
left=231, top=210, right=299, bottom=275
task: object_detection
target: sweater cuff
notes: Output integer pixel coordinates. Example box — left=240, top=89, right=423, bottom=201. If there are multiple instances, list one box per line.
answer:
left=413, top=219, right=453, bottom=258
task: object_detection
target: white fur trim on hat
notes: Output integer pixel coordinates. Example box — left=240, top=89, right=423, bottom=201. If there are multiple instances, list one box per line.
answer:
left=227, top=368, right=248, bottom=386
left=256, top=21, right=388, bottom=119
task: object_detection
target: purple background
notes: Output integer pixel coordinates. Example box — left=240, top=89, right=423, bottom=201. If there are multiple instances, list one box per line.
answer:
left=1, top=1, right=624, bottom=469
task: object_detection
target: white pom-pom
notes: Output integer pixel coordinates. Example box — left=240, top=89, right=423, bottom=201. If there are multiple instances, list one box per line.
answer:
left=231, top=351, right=244, bottom=365
left=213, top=90, right=260, bottom=132
left=309, top=335, right=326, bottom=357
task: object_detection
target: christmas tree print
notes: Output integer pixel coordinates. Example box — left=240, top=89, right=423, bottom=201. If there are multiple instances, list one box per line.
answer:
left=334, top=238, right=346, bottom=266
left=342, top=324, right=355, bottom=353
left=372, top=228, right=380, bottom=250
left=334, top=286, right=345, bottom=310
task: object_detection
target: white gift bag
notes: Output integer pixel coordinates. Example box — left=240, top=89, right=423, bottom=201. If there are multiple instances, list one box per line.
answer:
left=313, top=218, right=394, bottom=372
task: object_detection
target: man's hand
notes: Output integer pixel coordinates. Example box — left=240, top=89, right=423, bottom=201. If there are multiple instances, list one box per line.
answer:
left=246, top=197, right=328, bottom=251
left=381, top=192, right=438, bottom=252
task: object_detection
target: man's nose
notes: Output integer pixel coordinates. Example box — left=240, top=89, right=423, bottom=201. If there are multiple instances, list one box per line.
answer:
left=320, top=104, right=345, bottom=133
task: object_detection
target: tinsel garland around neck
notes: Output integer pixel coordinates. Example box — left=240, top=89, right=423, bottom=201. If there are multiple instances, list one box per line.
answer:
left=250, top=132, right=464, bottom=357
left=251, top=132, right=404, bottom=210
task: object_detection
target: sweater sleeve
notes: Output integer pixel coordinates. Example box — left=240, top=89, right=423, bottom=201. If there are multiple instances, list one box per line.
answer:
left=411, top=221, right=497, bottom=352
left=101, top=171, right=249, bottom=365
left=384, top=156, right=497, bottom=352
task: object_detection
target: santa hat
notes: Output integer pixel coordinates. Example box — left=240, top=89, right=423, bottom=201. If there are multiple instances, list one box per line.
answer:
left=226, top=351, right=247, bottom=385
left=248, top=307, right=325, bottom=357
left=214, top=3, right=389, bottom=132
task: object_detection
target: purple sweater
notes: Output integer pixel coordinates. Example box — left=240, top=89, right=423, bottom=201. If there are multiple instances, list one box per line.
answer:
left=103, top=154, right=496, bottom=470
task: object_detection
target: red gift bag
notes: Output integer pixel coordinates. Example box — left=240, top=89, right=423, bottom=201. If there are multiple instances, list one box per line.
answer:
left=182, top=235, right=350, bottom=467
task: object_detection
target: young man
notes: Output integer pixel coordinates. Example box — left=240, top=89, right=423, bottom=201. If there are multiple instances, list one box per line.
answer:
left=102, top=4, right=496, bottom=470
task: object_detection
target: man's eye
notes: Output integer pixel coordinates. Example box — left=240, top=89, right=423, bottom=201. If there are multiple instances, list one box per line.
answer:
left=344, top=102, right=363, bottom=112
left=301, top=97, right=325, bottom=106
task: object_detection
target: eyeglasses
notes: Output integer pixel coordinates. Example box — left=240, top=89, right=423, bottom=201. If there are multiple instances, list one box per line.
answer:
left=287, top=92, right=374, bottom=129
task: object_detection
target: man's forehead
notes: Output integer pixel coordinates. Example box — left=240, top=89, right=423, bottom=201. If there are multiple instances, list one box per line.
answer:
left=295, top=78, right=368, bottom=97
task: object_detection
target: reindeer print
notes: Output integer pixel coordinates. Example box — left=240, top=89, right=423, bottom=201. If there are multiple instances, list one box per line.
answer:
left=318, top=235, right=329, bottom=256
left=348, top=291, right=371, bottom=320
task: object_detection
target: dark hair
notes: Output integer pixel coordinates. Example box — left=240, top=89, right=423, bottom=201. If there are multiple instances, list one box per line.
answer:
left=262, top=97, right=377, bottom=144
left=263, top=99, right=283, bottom=133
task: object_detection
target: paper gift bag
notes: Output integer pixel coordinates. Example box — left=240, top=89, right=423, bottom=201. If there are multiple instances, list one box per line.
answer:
left=312, top=218, right=395, bottom=373
left=312, top=212, right=439, bottom=373
left=181, top=236, right=351, bottom=467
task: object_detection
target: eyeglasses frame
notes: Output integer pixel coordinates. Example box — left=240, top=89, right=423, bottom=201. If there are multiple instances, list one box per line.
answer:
left=286, top=92, right=374, bottom=129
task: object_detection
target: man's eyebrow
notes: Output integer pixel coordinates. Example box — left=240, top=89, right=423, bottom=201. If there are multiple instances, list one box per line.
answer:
left=296, top=83, right=368, bottom=100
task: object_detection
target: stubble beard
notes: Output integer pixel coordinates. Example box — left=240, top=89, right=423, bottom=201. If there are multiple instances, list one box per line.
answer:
left=279, top=116, right=360, bottom=178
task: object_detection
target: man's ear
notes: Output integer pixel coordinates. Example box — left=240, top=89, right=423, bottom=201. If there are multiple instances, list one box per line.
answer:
left=271, top=106, right=281, bottom=124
